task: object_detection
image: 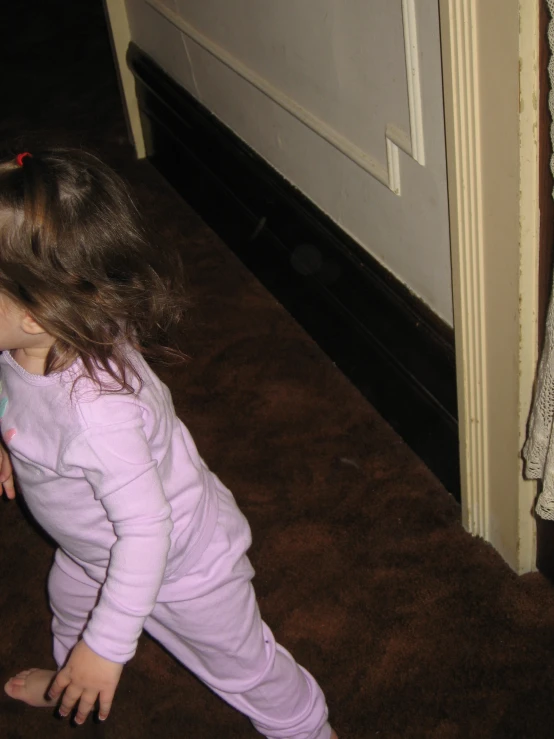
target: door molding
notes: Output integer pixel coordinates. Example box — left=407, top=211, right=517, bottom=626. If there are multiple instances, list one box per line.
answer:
left=439, top=0, right=540, bottom=572
left=103, top=0, right=146, bottom=157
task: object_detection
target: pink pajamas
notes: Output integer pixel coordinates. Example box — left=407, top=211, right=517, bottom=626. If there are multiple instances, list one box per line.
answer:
left=49, top=484, right=331, bottom=739
left=1, top=348, right=331, bottom=738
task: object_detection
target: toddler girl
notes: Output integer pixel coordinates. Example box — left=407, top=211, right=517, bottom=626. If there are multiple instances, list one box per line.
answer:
left=0, top=148, right=337, bottom=739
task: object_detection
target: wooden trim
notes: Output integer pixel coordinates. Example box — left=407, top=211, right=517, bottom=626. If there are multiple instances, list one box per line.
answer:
left=439, top=0, right=488, bottom=535
left=539, top=0, right=554, bottom=347
left=440, top=0, right=539, bottom=572
left=103, top=0, right=146, bottom=157
left=517, top=0, right=541, bottom=572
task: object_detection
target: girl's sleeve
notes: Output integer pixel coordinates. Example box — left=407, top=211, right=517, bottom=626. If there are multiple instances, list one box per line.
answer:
left=62, top=405, right=173, bottom=664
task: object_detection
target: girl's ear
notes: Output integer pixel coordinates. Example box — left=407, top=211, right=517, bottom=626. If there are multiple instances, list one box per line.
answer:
left=20, top=312, right=47, bottom=336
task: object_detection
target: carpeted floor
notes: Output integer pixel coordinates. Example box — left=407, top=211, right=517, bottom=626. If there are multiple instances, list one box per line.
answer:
left=3, top=2, right=554, bottom=738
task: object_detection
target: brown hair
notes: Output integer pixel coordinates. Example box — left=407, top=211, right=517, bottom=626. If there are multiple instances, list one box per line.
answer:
left=0, top=147, right=188, bottom=392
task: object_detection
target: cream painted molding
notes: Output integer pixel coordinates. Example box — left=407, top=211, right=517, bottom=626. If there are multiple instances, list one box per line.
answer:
left=440, top=0, right=539, bottom=572
left=145, top=0, right=426, bottom=195
left=104, top=0, right=146, bottom=157
left=516, top=0, right=540, bottom=571
left=441, top=0, right=488, bottom=537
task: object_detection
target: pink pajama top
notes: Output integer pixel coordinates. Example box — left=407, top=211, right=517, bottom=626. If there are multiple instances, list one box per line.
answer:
left=0, top=349, right=219, bottom=663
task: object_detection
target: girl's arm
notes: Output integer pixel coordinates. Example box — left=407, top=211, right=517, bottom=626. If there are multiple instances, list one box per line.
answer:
left=62, top=416, right=174, bottom=662
left=52, top=406, right=174, bottom=723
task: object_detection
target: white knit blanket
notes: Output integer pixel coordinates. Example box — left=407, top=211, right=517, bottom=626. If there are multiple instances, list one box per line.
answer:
left=523, top=0, right=554, bottom=518
left=524, top=294, right=554, bottom=519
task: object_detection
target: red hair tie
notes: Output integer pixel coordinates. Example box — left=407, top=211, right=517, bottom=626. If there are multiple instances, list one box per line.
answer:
left=16, top=152, right=32, bottom=167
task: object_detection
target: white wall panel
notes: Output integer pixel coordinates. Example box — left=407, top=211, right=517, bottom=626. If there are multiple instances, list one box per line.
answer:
left=127, top=0, right=453, bottom=324
left=174, top=0, right=412, bottom=170
left=127, top=0, right=196, bottom=94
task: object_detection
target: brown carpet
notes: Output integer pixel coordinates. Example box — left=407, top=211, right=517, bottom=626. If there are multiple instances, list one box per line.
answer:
left=2, top=2, right=554, bottom=738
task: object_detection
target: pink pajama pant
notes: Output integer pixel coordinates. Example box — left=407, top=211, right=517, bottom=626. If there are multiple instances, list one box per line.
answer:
left=47, top=484, right=331, bottom=739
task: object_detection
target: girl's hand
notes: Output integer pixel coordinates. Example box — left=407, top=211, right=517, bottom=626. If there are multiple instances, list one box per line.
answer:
left=48, top=640, right=123, bottom=724
left=0, top=444, right=15, bottom=499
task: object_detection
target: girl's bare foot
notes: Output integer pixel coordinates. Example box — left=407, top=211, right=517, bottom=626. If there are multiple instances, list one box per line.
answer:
left=4, top=668, right=57, bottom=707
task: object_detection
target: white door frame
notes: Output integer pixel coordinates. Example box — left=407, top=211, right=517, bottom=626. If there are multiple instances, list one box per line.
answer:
left=103, top=0, right=146, bottom=158
left=105, top=0, right=542, bottom=572
left=439, top=0, right=540, bottom=572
